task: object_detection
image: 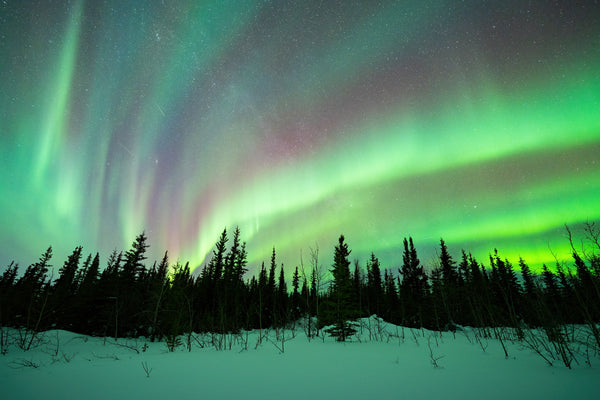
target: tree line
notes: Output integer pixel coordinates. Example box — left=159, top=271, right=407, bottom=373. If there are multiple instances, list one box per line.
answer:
left=0, top=224, right=599, bottom=347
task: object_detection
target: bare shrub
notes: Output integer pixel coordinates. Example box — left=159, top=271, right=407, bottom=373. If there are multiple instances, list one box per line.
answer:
left=427, top=335, right=445, bottom=368
left=141, top=361, right=152, bottom=378
left=165, top=335, right=182, bottom=352
left=8, top=358, right=40, bottom=369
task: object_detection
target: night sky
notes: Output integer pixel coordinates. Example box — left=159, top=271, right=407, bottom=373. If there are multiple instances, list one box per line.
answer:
left=1, top=0, right=599, bottom=275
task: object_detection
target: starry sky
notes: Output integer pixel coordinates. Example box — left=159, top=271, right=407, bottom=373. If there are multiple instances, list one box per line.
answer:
left=1, top=0, right=599, bottom=276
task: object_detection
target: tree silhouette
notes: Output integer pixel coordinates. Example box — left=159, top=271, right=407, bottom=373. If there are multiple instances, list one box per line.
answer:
left=322, top=235, right=357, bottom=341
left=366, top=253, right=383, bottom=317
left=1, top=223, right=599, bottom=347
left=399, top=238, right=428, bottom=327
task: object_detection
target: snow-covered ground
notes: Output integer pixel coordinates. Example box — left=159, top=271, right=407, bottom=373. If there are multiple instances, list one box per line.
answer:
left=1, top=319, right=599, bottom=400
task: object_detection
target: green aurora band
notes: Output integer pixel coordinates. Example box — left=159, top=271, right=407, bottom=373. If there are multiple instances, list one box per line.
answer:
left=1, top=0, right=599, bottom=275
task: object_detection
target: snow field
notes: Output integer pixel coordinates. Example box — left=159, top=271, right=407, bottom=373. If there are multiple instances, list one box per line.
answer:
left=1, top=322, right=599, bottom=400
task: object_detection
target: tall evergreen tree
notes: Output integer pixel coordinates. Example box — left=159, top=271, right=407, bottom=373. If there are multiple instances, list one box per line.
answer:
left=118, top=233, right=150, bottom=336
left=429, top=267, right=444, bottom=330
left=438, top=239, right=458, bottom=327
left=518, top=258, right=539, bottom=326
left=18, top=246, right=52, bottom=291
left=489, top=250, right=522, bottom=328
left=78, top=253, right=100, bottom=294
left=0, top=261, right=19, bottom=289
left=353, top=260, right=364, bottom=317
left=74, top=252, right=101, bottom=334
left=16, top=246, right=53, bottom=330
left=90, top=250, right=119, bottom=337
left=382, top=269, right=399, bottom=323
left=366, top=253, right=383, bottom=317
left=209, top=229, right=228, bottom=283
left=573, top=251, right=600, bottom=323
left=322, top=235, right=357, bottom=341
left=455, top=250, right=475, bottom=326
left=277, top=265, right=288, bottom=327
left=519, top=258, right=537, bottom=300
left=54, top=246, right=83, bottom=297
left=257, top=262, right=270, bottom=329
left=439, top=239, right=457, bottom=285
left=291, top=266, right=301, bottom=321
left=73, top=253, right=92, bottom=293
left=52, top=246, right=83, bottom=328
left=268, top=248, right=277, bottom=326
left=121, top=232, right=149, bottom=283
left=399, top=238, right=428, bottom=327
left=0, top=261, right=19, bottom=326
left=221, top=227, right=248, bottom=331
left=164, top=261, right=193, bottom=339
left=145, top=251, right=169, bottom=340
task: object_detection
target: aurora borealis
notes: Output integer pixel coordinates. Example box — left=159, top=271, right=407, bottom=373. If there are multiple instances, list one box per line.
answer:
left=1, top=0, right=599, bottom=275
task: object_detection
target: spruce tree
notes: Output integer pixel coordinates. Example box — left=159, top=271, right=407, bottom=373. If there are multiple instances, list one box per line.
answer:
left=277, top=265, right=288, bottom=327
left=382, top=269, right=399, bottom=323
left=399, top=238, right=428, bottom=327
left=489, top=250, right=522, bottom=328
left=18, top=246, right=52, bottom=292
left=257, top=262, right=270, bottom=329
left=97, top=250, right=121, bottom=338
left=122, top=232, right=149, bottom=283
left=206, top=229, right=228, bottom=331
left=78, top=253, right=99, bottom=294
left=291, top=266, right=301, bottom=321
left=0, top=262, right=19, bottom=327
left=438, top=239, right=458, bottom=327
left=366, top=252, right=383, bottom=317
left=518, top=258, right=540, bottom=326
left=164, top=261, right=193, bottom=341
left=209, top=229, right=228, bottom=283
left=120, top=233, right=150, bottom=336
left=268, top=248, right=277, bottom=327
left=146, top=251, right=169, bottom=340
left=323, top=235, right=357, bottom=341
left=0, top=261, right=19, bottom=289
left=54, top=246, right=82, bottom=295
left=353, top=260, right=363, bottom=317
left=456, top=250, right=475, bottom=326
left=429, top=267, right=444, bottom=330
left=221, top=227, right=247, bottom=331
left=439, top=239, right=457, bottom=285
left=16, top=246, right=52, bottom=331
left=75, top=252, right=101, bottom=334
left=52, top=246, right=83, bottom=328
